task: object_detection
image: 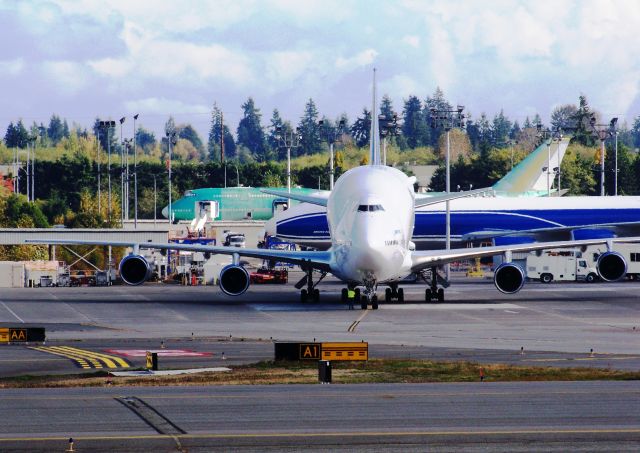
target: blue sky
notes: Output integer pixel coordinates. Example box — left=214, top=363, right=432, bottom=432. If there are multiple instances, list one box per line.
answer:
left=1, top=0, right=640, bottom=140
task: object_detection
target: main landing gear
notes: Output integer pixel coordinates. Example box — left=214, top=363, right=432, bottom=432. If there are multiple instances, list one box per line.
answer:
left=296, top=267, right=327, bottom=303
left=384, top=284, right=404, bottom=303
left=425, top=266, right=447, bottom=302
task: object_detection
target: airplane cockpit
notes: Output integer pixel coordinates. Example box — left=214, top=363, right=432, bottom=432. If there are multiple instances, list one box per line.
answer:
left=357, top=204, right=385, bottom=212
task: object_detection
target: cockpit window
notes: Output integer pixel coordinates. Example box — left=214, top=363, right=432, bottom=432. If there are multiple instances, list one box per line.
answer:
left=357, top=204, right=385, bottom=212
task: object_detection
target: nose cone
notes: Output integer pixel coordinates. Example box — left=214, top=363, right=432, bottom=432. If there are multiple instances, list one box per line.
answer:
left=161, top=206, right=168, bottom=219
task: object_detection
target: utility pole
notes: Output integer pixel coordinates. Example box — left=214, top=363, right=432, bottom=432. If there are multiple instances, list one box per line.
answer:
left=430, top=105, right=465, bottom=281
left=119, top=117, right=126, bottom=223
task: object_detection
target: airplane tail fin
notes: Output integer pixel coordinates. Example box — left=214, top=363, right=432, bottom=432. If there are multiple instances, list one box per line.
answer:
left=369, top=68, right=381, bottom=166
left=492, top=136, right=571, bottom=195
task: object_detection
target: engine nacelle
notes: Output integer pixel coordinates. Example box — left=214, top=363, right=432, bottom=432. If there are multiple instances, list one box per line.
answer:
left=597, top=251, right=627, bottom=282
left=119, top=254, right=152, bottom=286
left=219, top=265, right=250, bottom=296
left=493, top=263, right=525, bottom=294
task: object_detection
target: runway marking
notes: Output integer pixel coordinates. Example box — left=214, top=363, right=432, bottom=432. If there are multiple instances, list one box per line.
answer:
left=348, top=310, right=369, bottom=333
left=29, top=346, right=131, bottom=369
left=0, top=301, right=24, bottom=323
left=380, top=303, right=521, bottom=310
left=525, top=356, right=640, bottom=363
left=2, top=427, right=640, bottom=443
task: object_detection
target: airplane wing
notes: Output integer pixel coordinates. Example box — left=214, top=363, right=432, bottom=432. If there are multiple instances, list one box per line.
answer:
left=260, top=189, right=330, bottom=207
left=461, top=221, right=640, bottom=243
left=410, top=236, right=640, bottom=272
left=414, top=187, right=493, bottom=208
left=26, top=239, right=333, bottom=272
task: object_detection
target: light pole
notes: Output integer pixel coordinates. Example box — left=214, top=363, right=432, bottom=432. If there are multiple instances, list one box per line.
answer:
left=133, top=113, right=139, bottom=228
left=378, top=113, right=399, bottom=166
left=610, top=117, right=619, bottom=196
left=430, top=105, right=465, bottom=281
left=318, top=119, right=346, bottom=190
left=119, top=117, right=126, bottom=223
left=152, top=174, right=159, bottom=225
left=28, top=134, right=37, bottom=202
left=275, top=126, right=302, bottom=193
left=589, top=115, right=613, bottom=196
left=166, top=131, right=176, bottom=223
left=99, top=120, right=116, bottom=221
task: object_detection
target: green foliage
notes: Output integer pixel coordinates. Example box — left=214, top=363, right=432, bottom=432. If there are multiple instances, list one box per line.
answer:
left=298, top=98, right=322, bottom=156
left=237, top=98, right=267, bottom=161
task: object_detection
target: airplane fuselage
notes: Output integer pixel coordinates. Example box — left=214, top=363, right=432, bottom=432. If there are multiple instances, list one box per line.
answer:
left=268, top=196, right=640, bottom=249
left=327, top=165, right=415, bottom=285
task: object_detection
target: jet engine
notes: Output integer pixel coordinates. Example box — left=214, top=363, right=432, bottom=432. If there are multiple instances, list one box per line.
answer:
left=493, top=263, right=525, bottom=294
left=119, top=254, right=152, bottom=286
left=597, top=251, right=627, bottom=282
left=219, top=265, right=250, bottom=296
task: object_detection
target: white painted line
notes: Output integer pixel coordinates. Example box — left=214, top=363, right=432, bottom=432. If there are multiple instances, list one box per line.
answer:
left=380, top=303, right=521, bottom=310
left=0, top=301, right=24, bottom=323
left=111, top=367, right=231, bottom=377
left=504, top=310, right=519, bottom=314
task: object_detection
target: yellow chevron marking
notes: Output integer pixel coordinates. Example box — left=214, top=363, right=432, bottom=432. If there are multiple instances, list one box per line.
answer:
left=55, top=346, right=128, bottom=368
left=30, top=346, right=131, bottom=369
left=30, top=347, right=91, bottom=369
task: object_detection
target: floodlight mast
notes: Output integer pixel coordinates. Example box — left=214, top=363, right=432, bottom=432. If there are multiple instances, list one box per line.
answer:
left=276, top=126, right=302, bottom=194
left=429, top=105, right=465, bottom=281
left=319, top=119, right=346, bottom=190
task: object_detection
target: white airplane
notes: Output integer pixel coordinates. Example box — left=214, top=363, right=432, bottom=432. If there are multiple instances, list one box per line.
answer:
left=27, top=71, right=638, bottom=309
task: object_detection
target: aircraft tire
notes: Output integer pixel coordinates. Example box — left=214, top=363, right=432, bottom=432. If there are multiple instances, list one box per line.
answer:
left=360, top=297, right=367, bottom=310
left=301, top=289, right=308, bottom=302
left=425, top=289, right=432, bottom=302
left=385, top=288, right=392, bottom=302
left=313, top=288, right=320, bottom=302
left=437, top=288, right=445, bottom=302
left=398, top=288, right=404, bottom=303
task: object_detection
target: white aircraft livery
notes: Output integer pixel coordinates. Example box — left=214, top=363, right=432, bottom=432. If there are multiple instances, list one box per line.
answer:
left=28, top=70, right=640, bottom=309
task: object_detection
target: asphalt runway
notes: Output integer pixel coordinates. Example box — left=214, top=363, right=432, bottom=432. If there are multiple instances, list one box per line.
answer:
left=1, top=381, right=639, bottom=452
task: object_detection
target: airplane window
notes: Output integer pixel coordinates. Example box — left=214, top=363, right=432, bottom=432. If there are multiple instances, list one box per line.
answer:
left=358, top=205, right=384, bottom=212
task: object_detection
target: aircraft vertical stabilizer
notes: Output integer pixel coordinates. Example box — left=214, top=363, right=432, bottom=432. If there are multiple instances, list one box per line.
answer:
left=369, top=68, right=381, bottom=166
left=492, top=137, right=571, bottom=194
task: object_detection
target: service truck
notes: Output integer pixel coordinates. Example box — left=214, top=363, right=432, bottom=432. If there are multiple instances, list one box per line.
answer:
left=526, top=243, right=640, bottom=283
left=526, top=248, right=599, bottom=283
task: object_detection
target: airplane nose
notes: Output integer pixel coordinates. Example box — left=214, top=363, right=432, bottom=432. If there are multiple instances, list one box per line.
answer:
left=161, top=206, right=168, bottom=218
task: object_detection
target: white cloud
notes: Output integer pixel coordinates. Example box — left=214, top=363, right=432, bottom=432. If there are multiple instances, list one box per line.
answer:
left=401, top=35, right=420, bottom=48
left=0, top=58, right=25, bottom=76
left=123, top=97, right=209, bottom=116
left=265, top=50, right=315, bottom=85
left=335, top=49, right=378, bottom=70
left=41, top=60, right=90, bottom=93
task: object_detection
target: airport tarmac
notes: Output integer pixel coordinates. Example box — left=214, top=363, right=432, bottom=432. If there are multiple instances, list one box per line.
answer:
left=0, top=273, right=638, bottom=353
left=1, top=274, right=639, bottom=451
left=1, top=381, right=639, bottom=452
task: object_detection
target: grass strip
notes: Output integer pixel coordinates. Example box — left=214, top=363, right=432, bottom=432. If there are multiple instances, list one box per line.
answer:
left=1, top=359, right=639, bottom=388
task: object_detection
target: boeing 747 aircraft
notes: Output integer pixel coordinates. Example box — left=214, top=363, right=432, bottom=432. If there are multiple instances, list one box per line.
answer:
left=27, top=72, right=639, bottom=309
